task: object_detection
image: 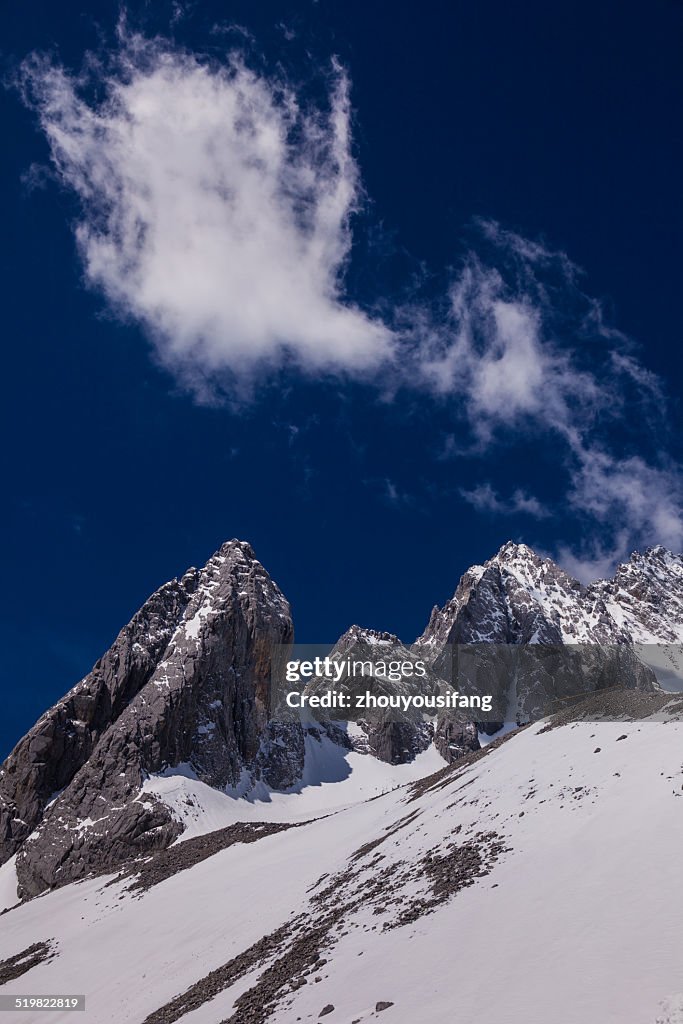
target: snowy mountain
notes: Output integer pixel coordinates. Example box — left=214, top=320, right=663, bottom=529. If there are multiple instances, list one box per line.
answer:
left=590, top=546, right=683, bottom=689
left=415, top=541, right=657, bottom=725
left=1, top=538, right=683, bottom=1023
left=0, top=541, right=297, bottom=896
left=1, top=539, right=679, bottom=897
left=590, top=546, right=683, bottom=644
left=418, top=541, right=637, bottom=646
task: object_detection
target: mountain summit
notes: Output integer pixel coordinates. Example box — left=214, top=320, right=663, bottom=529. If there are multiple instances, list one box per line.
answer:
left=417, top=540, right=635, bottom=647
left=0, top=540, right=296, bottom=895
left=590, top=546, right=683, bottom=645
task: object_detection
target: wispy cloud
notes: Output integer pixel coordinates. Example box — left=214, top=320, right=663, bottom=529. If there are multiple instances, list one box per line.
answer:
left=415, top=226, right=682, bottom=570
left=415, top=254, right=605, bottom=445
left=382, top=478, right=414, bottom=508
left=460, top=483, right=550, bottom=519
left=556, top=449, right=683, bottom=580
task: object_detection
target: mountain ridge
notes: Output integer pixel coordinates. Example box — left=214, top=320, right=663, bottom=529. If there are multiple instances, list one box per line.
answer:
left=1, top=537, right=680, bottom=897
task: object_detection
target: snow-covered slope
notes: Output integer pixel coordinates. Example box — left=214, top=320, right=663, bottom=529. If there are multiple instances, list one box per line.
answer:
left=141, top=731, right=448, bottom=839
left=2, top=695, right=683, bottom=1024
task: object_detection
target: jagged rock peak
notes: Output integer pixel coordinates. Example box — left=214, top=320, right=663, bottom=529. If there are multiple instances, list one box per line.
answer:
left=643, top=543, right=681, bottom=559
left=219, top=537, right=256, bottom=556
left=337, top=625, right=402, bottom=647
left=492, top=540, right=540, bottom=562
left=0, top=539, right=295, bottom=896
left=490, top=541, right=583, bottom=588
left=416, top=540, right=633, bottom=647
left=416, top=540, right=659, bottom=727
left=626, top=545, right=683, bottom=572
left=589, top=545, right=683, bottom=645
left=418, top=543, right=586, bottom=647
left=417, top=538, right=683, bottom=662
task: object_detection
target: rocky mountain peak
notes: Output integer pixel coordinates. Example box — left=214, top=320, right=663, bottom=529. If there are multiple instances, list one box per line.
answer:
left=492, top=540, right=583, bottom=592
left=416, top=542, right=598, bottom=651
left=645, top=543, right=670, bottom=558
left=336, top=625, right=401, bottom=648
left=324, top=626, right=478, bottom=768
left=589, top=545, right=683, bottom=646
left=218, top=537, right=257, bottom=559
left=0, top=540, right=296, bottom=897
left=491, top=540, right=540, bottom=564
left=414, top=540, right=657, bottom=724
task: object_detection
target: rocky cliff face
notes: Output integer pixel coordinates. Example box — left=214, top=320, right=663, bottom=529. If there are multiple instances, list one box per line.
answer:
left=0, top=572, right=196, bottom=866
left=1, top=540, right=294, bottom=896
left=317, top=626, right=479, bottom=765
left=415, top=542, right=658, bottom=724
left=589, top=546, right=683, bottom=644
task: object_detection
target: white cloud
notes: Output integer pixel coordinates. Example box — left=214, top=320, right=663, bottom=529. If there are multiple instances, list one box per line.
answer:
left=553, top=535, right=631, bottom=584
left=414, top=229, right=683, bottom=569
left=460, top=482, right=550, bottom=519
left=416, top=252, right=605, bottom=445
left=572, top=447, right=682, bottom=543
left=20, top=32, right=393, bottom=392
left=550, top=450, right=683, bottom=581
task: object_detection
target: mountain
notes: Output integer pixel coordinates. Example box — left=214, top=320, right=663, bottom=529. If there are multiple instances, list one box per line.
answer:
left=0, top=541, right=296, bottom=897
left=590, top=546, right=683, bottom=644
left=590, top=546, right=683, bottom=690
left=314, top=626, right=479, bottom=765
left=0, top=539, right=677, bottom=897
left=1, top=539, right=683, bottom=1022
left=418, top=541, right=640, bottom=645
left=415, top=542, right=657, bottom=725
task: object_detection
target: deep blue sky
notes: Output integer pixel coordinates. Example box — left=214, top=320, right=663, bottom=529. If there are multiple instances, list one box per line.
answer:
left=1, top=0, right=682, bottom=756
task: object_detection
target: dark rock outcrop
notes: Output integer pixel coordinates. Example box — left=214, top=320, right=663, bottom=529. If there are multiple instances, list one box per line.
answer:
left=0, top=570, right=199, bottom=866
left=297, top=626, right=480, bottom=765
left=4, top=540, right=294, bottom=896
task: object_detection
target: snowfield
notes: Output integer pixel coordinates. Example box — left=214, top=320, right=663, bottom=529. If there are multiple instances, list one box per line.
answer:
left=2, top=711, right=683, bottom=1024
left=141, top=729, right=449, bottom=838
left=0, top=856, right=18, bottom=914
